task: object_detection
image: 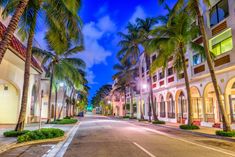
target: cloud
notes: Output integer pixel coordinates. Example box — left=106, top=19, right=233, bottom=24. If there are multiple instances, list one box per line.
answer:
left=86, top=70, right=97, bottom=84
left=129, top=6, right=147, bottom=23
left=77, top=15, right=116, bottom=84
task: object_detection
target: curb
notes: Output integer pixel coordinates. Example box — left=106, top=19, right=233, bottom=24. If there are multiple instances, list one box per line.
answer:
left=0, top=122, right=79, bottom=154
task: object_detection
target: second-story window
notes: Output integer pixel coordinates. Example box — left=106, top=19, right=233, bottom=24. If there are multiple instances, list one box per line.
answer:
left=159, top=71, right=164, bottom=80
left=210, top=0, right=229, bottom=27
left=153, top=75, right=157, bottom=82
left=167, top=67, right=173, bottom=76
left=193, top=53, right=204, bottom=66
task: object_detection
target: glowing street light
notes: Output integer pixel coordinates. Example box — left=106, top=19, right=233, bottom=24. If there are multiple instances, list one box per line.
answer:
left=142, top=83, right=148, bottom=89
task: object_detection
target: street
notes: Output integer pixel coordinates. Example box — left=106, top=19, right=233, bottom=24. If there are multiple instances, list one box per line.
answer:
left=64, top=114, right=235, bottom=157
left=1, top=113, right=235, bottom=157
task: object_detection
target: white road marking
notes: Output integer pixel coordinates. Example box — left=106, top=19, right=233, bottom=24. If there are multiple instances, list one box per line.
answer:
left=133, top=142, right=156, bottom=157
left=142, top=127, right=235, bottom=157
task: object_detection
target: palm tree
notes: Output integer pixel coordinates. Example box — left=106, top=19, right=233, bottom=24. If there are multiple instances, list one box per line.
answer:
left=33, top=36, right=85, bottom=123
left=145, top=12, right=200, bottom=125
left=158, top=0, right=231, bottom=131
left=91, top=84, right=112, bottom=111
left=0, top=0, right=29, bottom=64
left=1, top=0, right=83, bottom=131
left=113, top=60, right=137, bottom=117
left=136, top=17, right=158, bottom=121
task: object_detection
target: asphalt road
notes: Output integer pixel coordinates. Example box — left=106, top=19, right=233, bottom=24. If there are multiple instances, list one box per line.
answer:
left=64, top=115, right=235, bottom=157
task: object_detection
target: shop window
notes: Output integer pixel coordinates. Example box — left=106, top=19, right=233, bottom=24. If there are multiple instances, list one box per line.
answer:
left=210, top=0, right=229, bottom=27
left=193, top=53, right=204, bottom=66
left=210, top=29, right=233, bottom=56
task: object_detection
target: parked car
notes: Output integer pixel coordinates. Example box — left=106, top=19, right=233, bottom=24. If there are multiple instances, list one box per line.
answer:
left=78, top=111, right=84, bottom=117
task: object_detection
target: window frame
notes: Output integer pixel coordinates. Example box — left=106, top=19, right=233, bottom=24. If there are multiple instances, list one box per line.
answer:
left=209, top=0, right=229, bottom=27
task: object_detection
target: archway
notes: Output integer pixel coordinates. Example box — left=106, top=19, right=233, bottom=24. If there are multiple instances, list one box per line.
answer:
left=166, top=92, right=175, bottom=118
left=225, top=78, right=235, bottom=123
left=159, top=95, right=165, bottom=118
left=176, top=90, right=187, bottom=123
left=0, top=79, right=19, bottom=124
left=203, top=83, right=222, bottom=123
left=190, top=86, right=203, bottom=121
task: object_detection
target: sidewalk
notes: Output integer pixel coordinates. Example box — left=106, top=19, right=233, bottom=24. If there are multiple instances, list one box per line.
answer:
left=0, top=122, right=75, bottom=149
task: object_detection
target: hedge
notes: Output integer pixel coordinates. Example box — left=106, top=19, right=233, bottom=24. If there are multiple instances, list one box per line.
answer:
left=216, top=130, right=235, bottom=137
left=51, top=118, right=78, bottom=124
left=4, top=130, right=30, bottom=137
left=179, top=125, right=200, bottom=130
left=17, top=128, right=64, bottom=143
left=152, top=120, right=166, bottom=124
left=122, top=116, right=130, bottom=119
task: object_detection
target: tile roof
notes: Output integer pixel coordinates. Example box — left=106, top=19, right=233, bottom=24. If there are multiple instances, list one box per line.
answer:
left=0, top=22, right=42, bottom=73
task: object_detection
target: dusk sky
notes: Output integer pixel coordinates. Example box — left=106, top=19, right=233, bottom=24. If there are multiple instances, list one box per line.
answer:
left=35, top=0, right=175, bottom=103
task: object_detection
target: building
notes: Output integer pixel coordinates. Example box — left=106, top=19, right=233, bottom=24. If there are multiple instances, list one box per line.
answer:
left=0, top=21, right=43, bottom=124
left=138, top=0, right=235, bottom=129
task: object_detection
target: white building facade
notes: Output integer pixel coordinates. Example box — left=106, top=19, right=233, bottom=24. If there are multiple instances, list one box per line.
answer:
left=138, top=0, right=235, bottom=129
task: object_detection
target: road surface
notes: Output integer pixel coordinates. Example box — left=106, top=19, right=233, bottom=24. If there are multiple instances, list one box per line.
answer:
left=63, top=115, right=235, bottom=157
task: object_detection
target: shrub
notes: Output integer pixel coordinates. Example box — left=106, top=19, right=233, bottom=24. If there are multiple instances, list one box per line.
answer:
left=138, top=119, right=148, bottom=122
left=216, top=130, right=235, bottom=137
left=129, top=117, right=137, bottom=119
left=17, top=128, right=64, bottom=143
left=51, top=118, right=78, bottom=124
left=122, top=116, right=130, bottom=119
left=63, top=116, right=71, bottom=119
left=4, top=130, right=30, bottom=137
left=179, top=125, right=200, bottom=130
left=152, top=120, right=166, bottom=124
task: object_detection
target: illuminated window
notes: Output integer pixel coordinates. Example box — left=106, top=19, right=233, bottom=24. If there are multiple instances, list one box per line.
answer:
left=210, top=29, right=233, bottom=56
left=212, top=37, right=232, bottom=55
left=210, top=0, right=229, bottom=27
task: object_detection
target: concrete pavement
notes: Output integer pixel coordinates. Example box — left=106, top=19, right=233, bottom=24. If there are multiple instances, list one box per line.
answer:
left=63, top=114, right=235, bottom=157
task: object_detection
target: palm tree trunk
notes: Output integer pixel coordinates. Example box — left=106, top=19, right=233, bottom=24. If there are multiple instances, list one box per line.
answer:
left=47, top=64, right=54, bottom=123
left=194, top=3, right=231, bottom=131
left=69, top=87, right=74, bottom=117
left=0, top=0, right=29, bottom=64
left=179, top=44, right=193, bottom=125
left=54, top=86, right=58, bottom=121
left=130, top=87, right=134, bottom=117
left=146, top=54, right=158, bottom=121
left=124, top=89, right=127, bottom=116
left=58, top=89, right=67, bottom=119
left=15, top=9, right=37, bottom=131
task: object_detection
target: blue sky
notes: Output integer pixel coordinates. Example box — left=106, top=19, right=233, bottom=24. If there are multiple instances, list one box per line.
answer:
left=77, top=0, right=175, bottom=103
left=34, top=0, right=175, bottom=103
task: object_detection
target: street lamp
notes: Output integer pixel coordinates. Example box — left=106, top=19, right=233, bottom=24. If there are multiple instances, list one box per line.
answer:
left=142, top=83, right=148, bottom=89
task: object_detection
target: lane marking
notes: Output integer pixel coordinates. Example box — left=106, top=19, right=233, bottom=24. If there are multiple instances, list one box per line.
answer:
left=133, top=142, right=156, bottom=157
left=142, top=127, right=235, bottom=157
